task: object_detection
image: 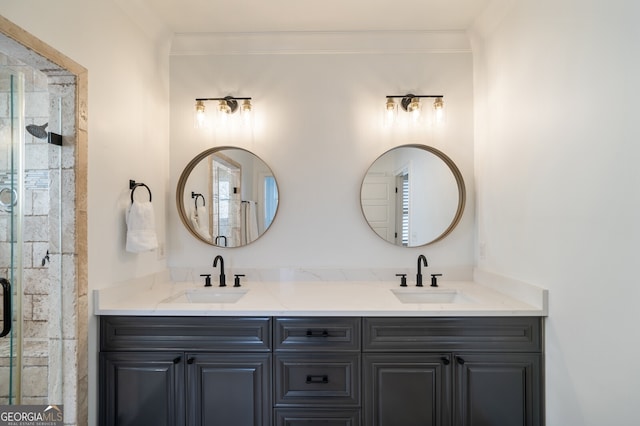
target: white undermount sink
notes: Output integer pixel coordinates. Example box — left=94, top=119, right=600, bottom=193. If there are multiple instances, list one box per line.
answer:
left=162, top=288, right=248, bottom=304
left=391, top=288, right=476, bottom=304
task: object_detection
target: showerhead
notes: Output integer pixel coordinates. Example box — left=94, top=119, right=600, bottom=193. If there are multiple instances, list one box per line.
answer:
left=26, top=122, right=48, bottom=139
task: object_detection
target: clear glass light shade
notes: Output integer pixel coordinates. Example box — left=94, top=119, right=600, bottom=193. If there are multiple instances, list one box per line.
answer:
left=241, top=99, right=253, bottom=126
left=408, top=98, right=421, bottom=123
left=384, top=98, right=397, bottom=127
left=218, top=99, right=232, bottom=114
left=433, top=97, right=445, bottom=124
left=194, top=100, right=208, bottom=128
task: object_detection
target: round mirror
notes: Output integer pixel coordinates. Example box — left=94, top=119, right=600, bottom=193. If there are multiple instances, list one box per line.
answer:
left=360, top=144, right=465, bottom=247
left=177, top=146, right=279, bottom=247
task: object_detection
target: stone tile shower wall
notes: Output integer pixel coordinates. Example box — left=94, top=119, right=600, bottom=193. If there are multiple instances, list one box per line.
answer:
left=0, top=51, right=77, bottom=416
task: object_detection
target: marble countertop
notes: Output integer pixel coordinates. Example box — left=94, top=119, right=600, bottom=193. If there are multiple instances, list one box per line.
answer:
left=94, top=269, right=547, bottom=317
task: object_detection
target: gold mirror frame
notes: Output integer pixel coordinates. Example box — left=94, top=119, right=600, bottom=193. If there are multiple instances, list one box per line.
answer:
left=360, top=144, right=466, bottom=247
left=176, top=146, right=279, bottom=247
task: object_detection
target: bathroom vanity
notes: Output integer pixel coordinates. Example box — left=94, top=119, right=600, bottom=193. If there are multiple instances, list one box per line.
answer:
left=95, top=272, right=546, bottom=426
left=99, top=315, right=541, bottom=426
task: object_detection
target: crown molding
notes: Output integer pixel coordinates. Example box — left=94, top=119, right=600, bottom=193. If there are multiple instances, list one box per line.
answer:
left=170, top=30, right=471, bottom=56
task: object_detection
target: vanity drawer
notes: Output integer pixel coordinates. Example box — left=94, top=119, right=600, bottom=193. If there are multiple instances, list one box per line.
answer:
left=274, top=353, right=360, bottom=406
left=363, top=317, right=542, bottom=352
left=100, top=316, right=272, bottom=352
left=274, top=317, right=361, bottom=352
left=274, top=408, right=361, bottom=425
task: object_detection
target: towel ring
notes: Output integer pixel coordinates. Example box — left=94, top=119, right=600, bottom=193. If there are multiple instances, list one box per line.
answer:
left=191, top=191, right=205, bottom=208
left=129, top=180, right=152, bottom=203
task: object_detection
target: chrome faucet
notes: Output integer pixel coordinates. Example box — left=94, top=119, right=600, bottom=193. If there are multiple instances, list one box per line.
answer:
left=212, top=255, right=226, bottom=287
left=416, top=255, right=428, bottom=287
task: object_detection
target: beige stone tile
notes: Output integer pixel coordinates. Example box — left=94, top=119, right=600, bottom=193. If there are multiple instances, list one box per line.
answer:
left=23, top=320, right=48, bottom=339
left=32, top=189, right=49, bottom=215
left=23, top=215, right=49, bottom=242
left=22, top=268, right=50, bottom=294
left=32, top=294, right=50, bottom=321
left=22, top=365, right=48, bottom=397
left=22, top=339, right=48, bottom=358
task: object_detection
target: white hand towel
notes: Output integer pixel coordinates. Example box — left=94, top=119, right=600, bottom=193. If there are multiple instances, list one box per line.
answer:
left=241, top=201, right=259, bottom=244
left=189, top=207, right=200, bottom=230
left=195, top=204, right=210, bottom=237
left=189, top=205, right=210, bottom=239
left=126, top=200, right=158, bottom=253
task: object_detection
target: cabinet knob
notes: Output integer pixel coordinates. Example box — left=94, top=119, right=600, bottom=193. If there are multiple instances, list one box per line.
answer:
left=187, top=357, right=195, bottom=365
left=441, top=357, right=450, bottom=365
left=456, top=356, right=465, bottom=365
left=173, top=357, right=181, bottom=364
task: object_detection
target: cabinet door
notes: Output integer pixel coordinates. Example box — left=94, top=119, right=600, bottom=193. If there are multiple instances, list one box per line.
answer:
left=186, top=353, right=271, bottom=426
left=99, top=352, right=185, bottom=426
left=363, top=353, right=452, bottom=426
left=454, top=353, right=541, bottom=426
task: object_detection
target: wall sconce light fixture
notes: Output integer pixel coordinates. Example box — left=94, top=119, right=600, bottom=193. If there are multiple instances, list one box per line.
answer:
left=194, top=95, right=252, bottom=128
left=385, top=94, right=444, bottom=126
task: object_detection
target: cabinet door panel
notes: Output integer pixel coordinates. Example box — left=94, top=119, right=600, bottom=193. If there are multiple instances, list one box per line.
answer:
left=187, top=353, right=271, bottom=426
left=455, top=353, right=541, bottom=426
left=99, top=352, right=185, bottom=426
left=363, top=354, right=451, bottom=426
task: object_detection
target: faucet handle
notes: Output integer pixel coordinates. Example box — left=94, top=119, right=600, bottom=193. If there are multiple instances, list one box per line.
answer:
left=395, top=274, right=407, bottom=287
left=430, top=273, right=443, bottom=287
left=200, top=274, right=212, bottom=287
left=234, top=274, right=245, bottom=287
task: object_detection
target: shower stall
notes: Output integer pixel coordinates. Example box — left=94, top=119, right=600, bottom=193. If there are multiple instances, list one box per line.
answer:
left=0, top=51, right=65, bottom=405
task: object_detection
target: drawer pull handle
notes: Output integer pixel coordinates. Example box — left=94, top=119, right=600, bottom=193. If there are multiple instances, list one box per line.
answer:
left=306, top=329, right=329, bottom=338
left=187, top=357, right=195, bottom=365
left=306, top=375, right=329, bottom=384
left=441, top=357, right=450, bottom=365
left=173, top=357, right=182, bottom=364
left=456, top=356, right=465, bottom=365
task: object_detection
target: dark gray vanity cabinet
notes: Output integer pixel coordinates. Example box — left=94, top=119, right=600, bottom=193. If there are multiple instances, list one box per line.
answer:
left=99, top=316, right=272, bottom=426
left=99, top=315, right=543, bottom=426
left=363, top=317, right=543, bottom=426
left=273, top=317, right=362, bottom=426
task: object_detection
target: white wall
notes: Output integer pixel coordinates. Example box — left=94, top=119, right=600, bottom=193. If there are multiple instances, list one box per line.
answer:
left=471, top=0, right=640, bottom=424
left=169, top=32, right=476, bottom=274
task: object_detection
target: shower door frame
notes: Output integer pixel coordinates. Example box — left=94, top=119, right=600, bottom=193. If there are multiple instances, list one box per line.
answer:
left=0, top=66, right=25, bottom=405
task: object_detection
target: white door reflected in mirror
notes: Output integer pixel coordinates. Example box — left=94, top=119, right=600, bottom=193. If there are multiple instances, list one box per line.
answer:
left=360, top=144, right=465, bottom=247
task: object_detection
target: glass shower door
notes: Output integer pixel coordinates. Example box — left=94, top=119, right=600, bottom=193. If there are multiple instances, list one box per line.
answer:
left=0, top=66, right=24, bottom=405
